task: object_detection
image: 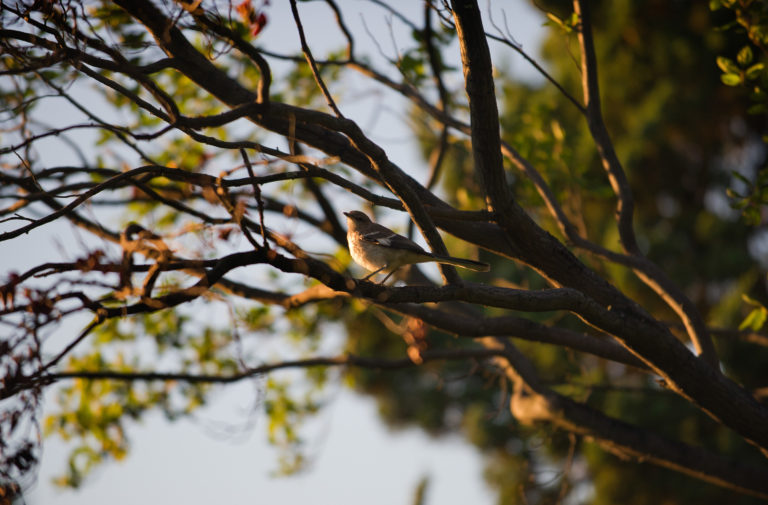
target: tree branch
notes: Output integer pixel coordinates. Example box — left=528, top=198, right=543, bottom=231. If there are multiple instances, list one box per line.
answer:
left=483, top=338, right=768, bottom=499
left=289, top=0, right=343, bottom=118
left=3, top=348, right=507, bottom=401
left=573, top=0, right=718, bottom=368
left=18, top=0, right=766, bottom=456
left=449, top=0, right=768, bottom=453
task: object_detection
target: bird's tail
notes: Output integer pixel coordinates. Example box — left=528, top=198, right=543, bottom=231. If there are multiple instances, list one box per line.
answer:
left=432, top=255, right=490, bottom=272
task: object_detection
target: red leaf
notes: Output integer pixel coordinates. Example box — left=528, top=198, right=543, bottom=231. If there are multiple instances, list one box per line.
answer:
left=251, top=12, right=268, bottom=37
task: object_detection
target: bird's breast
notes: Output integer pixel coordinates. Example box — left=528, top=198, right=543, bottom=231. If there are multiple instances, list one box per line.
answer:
left=348, top=231, right=389, bottom=271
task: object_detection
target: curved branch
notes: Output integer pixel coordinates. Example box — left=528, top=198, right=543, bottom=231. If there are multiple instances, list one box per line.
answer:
left=573, top=0, right=637, bottom=254
left=484, top=339, right=768, bottom=500
left=323, top=0, right=355, bottom=60
left=385, top=302, right=646, bottom=368
left=190, top=11, right=271, bottom=103
left=573, top=0, right=717, bottom=368
left=448, top=0, right=768, bottom=453
left=419, top=2, right=451, bottom=195
left=332, top=15, right=719, bottom=373
left=52, top=0, right=768, bottom=453
left=5, top=348, right=507, bottom=401
left=289, top=0, right=343, bottom=118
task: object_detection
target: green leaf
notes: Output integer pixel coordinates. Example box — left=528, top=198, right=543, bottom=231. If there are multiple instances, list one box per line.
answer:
left=745, top=62, right=765, bottom=80
left=721, top=73, right=742, bottom=86
left=737, top=46, right=754, bottom=66
left=716, top=56, right=739, bottom=74
left=709, top=0, right=722, bottom=10
left=747, top=103, right=767, bottom=114
left=739, top=306, right=767, bottom=331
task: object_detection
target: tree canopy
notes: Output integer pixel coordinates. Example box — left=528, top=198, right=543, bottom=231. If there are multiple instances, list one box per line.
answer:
left=2, top=0, right=768, bottom=503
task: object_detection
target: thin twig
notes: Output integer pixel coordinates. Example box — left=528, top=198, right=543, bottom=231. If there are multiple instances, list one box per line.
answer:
left=486, top=5, right=585, bottom=113
left=289, top=0, right=344, bottom=118
left=240, top=148, right=269, bottom=249
left=323, top=0, right=355, bottom=60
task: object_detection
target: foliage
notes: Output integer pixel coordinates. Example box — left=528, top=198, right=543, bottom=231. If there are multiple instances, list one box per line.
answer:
left=711, top=0, right=768, bottom=225
left=1, top=1, right=768, bottom=504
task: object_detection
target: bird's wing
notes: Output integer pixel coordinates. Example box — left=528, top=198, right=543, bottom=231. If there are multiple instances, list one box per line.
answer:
left=362, top=226, right=429, bottom=255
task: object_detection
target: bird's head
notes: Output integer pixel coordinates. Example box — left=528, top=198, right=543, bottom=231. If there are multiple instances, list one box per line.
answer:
left=343, top=210, right=372, bottom=226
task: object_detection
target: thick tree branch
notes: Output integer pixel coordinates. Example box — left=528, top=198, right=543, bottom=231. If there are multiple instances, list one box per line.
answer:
left=385, top=302, right=645, bottom=369
left=483, top=339, right=768, bottom=499
left=82, top=0, right=768, bottom=453
left=2, top=3, right=768, bottom=498
left=449, top=0, right=768, bottom=453
left=335, top=21, right=720, bottom=373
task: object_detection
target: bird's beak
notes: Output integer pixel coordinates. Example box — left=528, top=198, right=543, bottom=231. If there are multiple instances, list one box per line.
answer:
left=343, top=211, right=352, bottom=218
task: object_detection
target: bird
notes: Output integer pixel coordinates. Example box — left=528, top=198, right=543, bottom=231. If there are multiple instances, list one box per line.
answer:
left=343, top=210, right=489, bottom=283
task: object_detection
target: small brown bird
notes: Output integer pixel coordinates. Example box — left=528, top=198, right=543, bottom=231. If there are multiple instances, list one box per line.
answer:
left=344, top=210, right=489, bottom=283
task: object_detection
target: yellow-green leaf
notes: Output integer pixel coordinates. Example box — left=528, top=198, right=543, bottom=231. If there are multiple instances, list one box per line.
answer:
left=717, top=56, right=739, bottom=74
left=721, top=73, right=742, bottom=86
left=739, top=306, right=767, bottom=331
left=746, top=62, right=765, bottom=80
left=737, top=46, right=754, bottom=66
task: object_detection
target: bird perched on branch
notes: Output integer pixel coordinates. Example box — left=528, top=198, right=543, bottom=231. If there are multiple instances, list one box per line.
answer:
left=344, top=210, right=489, bottom=283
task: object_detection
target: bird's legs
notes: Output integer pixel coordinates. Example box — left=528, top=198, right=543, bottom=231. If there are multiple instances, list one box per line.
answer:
left=362, top=266, right=385, bottom=281
left=378, top=268, right=400, bottom=284
left=361, top=265, right=401, bottom=284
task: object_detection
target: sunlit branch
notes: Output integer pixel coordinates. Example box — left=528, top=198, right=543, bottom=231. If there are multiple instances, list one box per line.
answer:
left=450, top=0, right=768, bottom=455
left=483, top=338, right=768, bottom=500
left=384, top=302, right=645, bottom=369
left=289, top=0, right=344, bottom=118
left=3, top=2, right=768, bottom=495
left=572, top=0, right=718, bottom=368
left=418, top=1, right=451, bottom=201
left=323, top=0, right=355, bottom=60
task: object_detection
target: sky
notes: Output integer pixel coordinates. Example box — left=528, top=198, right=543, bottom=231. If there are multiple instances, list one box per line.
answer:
left=2, top=1, right=547, bottom=504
